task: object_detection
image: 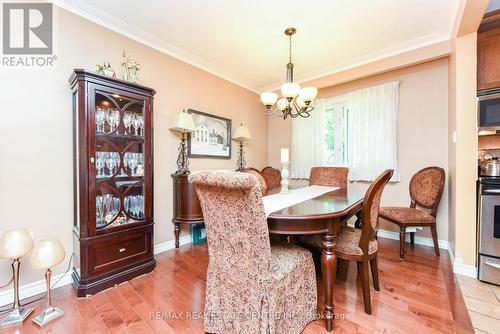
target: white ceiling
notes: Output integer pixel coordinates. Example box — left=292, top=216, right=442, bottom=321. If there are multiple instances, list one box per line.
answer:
left=55, top=0, right=460, bottom=93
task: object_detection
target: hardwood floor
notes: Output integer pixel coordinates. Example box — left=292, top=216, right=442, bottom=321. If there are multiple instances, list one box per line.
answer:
left=0, top=238, right=473, bottom=333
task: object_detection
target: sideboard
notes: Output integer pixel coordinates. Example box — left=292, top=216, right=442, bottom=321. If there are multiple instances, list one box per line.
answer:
left=171, top=173, right=204, bottom=248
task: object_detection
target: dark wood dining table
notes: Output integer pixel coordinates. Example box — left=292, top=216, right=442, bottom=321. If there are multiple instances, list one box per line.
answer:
left=266, top=184, right=365, bottom=332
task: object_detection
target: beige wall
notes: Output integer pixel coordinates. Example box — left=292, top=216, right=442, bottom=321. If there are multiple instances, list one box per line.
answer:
left=269, top=58, right=450, bottom=240
left=0, top=9, right=267, bottom=292
left=448, top=32, right=479, bottom=267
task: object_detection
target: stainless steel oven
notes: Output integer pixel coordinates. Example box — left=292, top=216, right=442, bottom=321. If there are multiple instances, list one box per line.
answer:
left=478, top=178, right=500, bottom=285
left=478, top=92, right=500, bottom=131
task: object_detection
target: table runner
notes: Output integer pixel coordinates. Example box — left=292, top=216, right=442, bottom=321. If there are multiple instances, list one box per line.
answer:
left=262, top=185, right=340, bottom=217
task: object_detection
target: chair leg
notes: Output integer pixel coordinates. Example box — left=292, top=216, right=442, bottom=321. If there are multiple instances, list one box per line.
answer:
left=430, top=225, right=440, bottom=256
left=399, top=227, right=406, bottom=260
left=370, top=257, right=380, bottom=291
left=410, top=232, right=415, bottom=245
left=358, top=260, right=372, bottom=315
left=354, top=210, right=362, bottom=229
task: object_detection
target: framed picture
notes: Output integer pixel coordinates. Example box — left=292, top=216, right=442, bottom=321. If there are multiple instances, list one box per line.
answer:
left=187, top=109, right=232, bottom=159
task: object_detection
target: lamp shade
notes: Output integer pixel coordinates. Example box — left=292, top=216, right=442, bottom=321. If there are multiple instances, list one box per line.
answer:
left=233, top=124, right=252, bottom=141
left=170, top=111, right=196, bottom=133
left=0, top=228, right=33, bottom=260
left=260, top=92, right=278, bottom=106
left=30, top=239, right=65, bottom=270
left=299, top=87, right=318, bottom=102
left=280, top=82, right=300, bottom=98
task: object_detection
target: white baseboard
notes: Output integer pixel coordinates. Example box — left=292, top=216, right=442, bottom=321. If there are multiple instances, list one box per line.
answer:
left=0, top=271, right=73, bottom=308
left=154, top=235, right=192, bottom=254
left=377, top=229, right=478, bottom=278
left=377, top=228, right=449, bottom=250
left=447, top=247, right=478, bottom=278
left=0, top=235, right=192, bottom=308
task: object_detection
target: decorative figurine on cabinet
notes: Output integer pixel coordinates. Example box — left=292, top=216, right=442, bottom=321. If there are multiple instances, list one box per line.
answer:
left=121, top=50, right=140, bottom=83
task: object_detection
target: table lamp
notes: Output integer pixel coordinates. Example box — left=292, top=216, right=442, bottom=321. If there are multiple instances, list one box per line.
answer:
left=30, top=238, right=65, bottom=326
left=170, top=110, right=196, bottom=174
left=0, top=228, right=34, bottom=327
left=233, top=123, right=252, bottom=171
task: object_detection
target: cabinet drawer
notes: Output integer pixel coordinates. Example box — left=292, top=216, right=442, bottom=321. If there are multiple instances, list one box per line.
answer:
left=91, top=230, right=151, bottom=273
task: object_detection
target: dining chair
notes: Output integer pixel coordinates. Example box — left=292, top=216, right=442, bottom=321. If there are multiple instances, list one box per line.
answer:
left=189, top=171, right=317, bottom=334
left=261, top=166, right=282, bottom=188
left=379, top=166, right=445, bottom=259
left=300, top=169, right=393, bottom=315
left=309, top=167, right=349, bottom=187
left=244, top=167, right=269, bottom=195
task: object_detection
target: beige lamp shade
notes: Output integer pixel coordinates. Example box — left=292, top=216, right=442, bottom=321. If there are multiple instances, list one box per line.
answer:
left=0, top=228, right=33, bottom=260
left=233, top=124, right=252, bottom=141
left=170, top=111, right=196, bottom=133
left=30, top=238, right=65, bottom=270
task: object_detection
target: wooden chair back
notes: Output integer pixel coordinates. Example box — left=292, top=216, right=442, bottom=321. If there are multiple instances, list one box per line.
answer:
left=358, top=169, right=394, bottom=254
left=261, top=166, right=281, bottom=188
left=409, top=166, right=445, bottom=217
left=309, top=167, right=349, bottom=187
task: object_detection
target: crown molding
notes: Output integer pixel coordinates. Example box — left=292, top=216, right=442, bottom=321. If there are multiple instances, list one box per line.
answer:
left=260, top=32, right=451, bottom=92
left=52, top=0, right=458, bottom=95
left=50, top=0, right=260, bottom=94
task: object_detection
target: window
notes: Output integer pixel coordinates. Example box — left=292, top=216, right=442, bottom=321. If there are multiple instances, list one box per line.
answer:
left=324, top=101, right=348, bottom=166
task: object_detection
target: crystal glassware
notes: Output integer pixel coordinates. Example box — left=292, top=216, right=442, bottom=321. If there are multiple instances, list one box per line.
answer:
left=138, top=116, right=144, bottom=137
left=123, top=112, right=133, bottom=134
left=95, top=107, right=107, bottom=133
left=132, top=114, right=141, bottom=136
left=96, top=152, right=105, bottom=177
left=96, top=195, right=104, bottom=227
left=107, top=109, right=120, bottom=133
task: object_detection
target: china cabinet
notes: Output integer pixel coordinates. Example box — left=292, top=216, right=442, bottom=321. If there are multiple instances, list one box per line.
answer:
left=69, top=69, right=156, bottom=297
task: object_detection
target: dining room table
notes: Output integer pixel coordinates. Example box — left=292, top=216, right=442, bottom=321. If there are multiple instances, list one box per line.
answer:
left=264, top=182, right=365, bottom=332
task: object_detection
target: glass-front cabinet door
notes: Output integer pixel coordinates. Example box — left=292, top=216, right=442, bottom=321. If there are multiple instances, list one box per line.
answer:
left=90, top=87, right=150, bottom=233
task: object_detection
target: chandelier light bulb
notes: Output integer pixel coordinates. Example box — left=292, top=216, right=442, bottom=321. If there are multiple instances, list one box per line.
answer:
left=281, top=82, right=301, bottom=99
left=260, top=92, right=278, bottom=107
left=277, top=98, right=288, bottom=111
left=299, top=87, right=318, bottom=103
left=296, top=96, right=307, bottom=109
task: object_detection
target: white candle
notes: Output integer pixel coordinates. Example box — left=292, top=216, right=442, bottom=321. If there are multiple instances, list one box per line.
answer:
left=280, top=148, right=289, bottom=163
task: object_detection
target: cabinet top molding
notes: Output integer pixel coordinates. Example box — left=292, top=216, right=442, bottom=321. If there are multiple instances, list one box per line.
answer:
left=69, top=69, right=156, bottom=96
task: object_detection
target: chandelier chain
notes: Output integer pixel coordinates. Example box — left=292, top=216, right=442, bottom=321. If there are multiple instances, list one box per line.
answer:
left=288, top=34, right=292, bottom=63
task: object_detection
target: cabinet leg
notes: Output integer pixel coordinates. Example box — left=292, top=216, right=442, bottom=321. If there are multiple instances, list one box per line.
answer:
left=174, top=223, right=180, bottom=249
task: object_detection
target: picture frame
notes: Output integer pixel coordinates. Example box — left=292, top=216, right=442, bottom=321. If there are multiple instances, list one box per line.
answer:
left=187, top=109, right=232, bottom=159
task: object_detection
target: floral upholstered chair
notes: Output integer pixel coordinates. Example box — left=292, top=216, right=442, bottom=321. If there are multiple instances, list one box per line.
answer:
left=309, top=167, right=349, bottom=187
left=302, top=170, right=393, bottom=315
left=301, top=167, right=353, bottom=247
left=379, top=166, right=445, bottom=259
left=244, top=167, right=269, bottom=195
left=189, top=171, right=317, bottom=334
left=261, top=166, right=281, bottom=189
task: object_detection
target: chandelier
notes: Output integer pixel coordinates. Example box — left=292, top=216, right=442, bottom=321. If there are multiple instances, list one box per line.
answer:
left=260, top=27, right=318, bottom=119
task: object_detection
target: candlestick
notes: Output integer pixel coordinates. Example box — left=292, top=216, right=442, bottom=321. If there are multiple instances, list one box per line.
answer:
left=280, top=148, right=289, bottom=163
left=280, top=161, right=290, bottom=193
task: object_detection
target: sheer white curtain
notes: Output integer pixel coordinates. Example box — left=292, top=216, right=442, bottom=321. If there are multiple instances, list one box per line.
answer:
left=347, top=81, right=400, bottom=181
left=290, top=98, right=326, bottom=178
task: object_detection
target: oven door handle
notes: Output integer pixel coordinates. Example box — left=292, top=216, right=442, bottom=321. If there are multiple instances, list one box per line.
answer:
left=484, top=261, right=500, bottom=269
left=483, top=189, right=500, bottom=194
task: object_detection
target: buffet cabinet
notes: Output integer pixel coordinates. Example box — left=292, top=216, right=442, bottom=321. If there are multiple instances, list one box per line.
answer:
left=69, top=69, right=156, bottom=297
left=171, top=173, right=204, bottom=248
